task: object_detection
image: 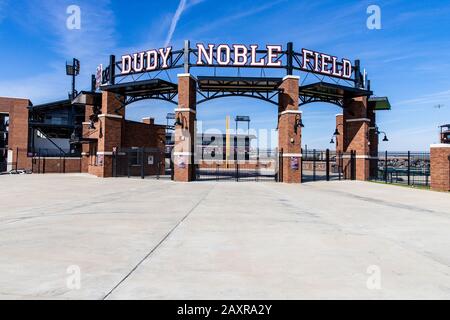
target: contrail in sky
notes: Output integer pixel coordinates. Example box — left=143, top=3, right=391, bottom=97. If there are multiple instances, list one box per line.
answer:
left=164, top=0, right=187, bottom=47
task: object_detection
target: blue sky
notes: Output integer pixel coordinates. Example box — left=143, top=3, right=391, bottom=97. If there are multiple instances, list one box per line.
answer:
left=0, top=0, right=449, bottom=151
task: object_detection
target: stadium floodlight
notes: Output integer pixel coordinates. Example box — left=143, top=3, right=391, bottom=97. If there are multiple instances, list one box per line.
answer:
left=66, top=58, right=80, bottom=99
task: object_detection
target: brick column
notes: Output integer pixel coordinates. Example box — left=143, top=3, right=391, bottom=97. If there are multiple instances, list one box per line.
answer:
left=174, top=74, right=197, bottom=182
left=343, top=96, right=370, bottom=181
left=335, top=114, right=346, bottom=178
left=95, top=91, right=124, bottom=178
left=0, top=98, right=32, bottom=171
left=430, top=144, right=450, bottom=192
left=335, top=114, right=344, bottom=153
left=81, top=104, right=94, bottom=173
left=278, top=75, right=301, bottom=183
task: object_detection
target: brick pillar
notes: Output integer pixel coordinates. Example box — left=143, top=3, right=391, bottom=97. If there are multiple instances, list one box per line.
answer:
left=335, top=114, right=344, bottom=153
left=0, top=98, right=32, bottom=171
left=174, top=74, right=197, bottom=182
left=343, top=96, right=370, bottom=181
left=430, top=144, right=450, bottom=192
left=96, top=91, right=124, bottom=178
left=278, top=75, right=301, bottom=183
left=81, top=104, right=94, bottom=173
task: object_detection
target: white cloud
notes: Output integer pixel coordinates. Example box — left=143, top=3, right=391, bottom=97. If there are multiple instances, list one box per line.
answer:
left=165, top=0, right=187, bottom=47
left=0, top=0, right=117, bottom=103
left=395, top=89, right=450, bottom=108
left=164, top=0, right=206, bottom=47
left=41, top=0, right=116, bottom=71
left=0, top=0, right=210, bottom=103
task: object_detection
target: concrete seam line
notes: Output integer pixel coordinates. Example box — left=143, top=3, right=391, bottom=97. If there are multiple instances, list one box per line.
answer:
left=102, top=186, right=214, bottom=300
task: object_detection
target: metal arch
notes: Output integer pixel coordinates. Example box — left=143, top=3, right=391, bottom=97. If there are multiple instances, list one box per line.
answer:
left=111, top=87, right=351, bottom=111
left=111, top=93, right=127, bottom=114
left=299, top=96, right=344, bottom=108
left=113, top=92, right=178, bottom=113
left=126, top=94, right=178, bottom=106
left=125, top=92, right=178, bottom=106
left=196, top=90, right=280, bottom=106
left=197, top=89, right=346, bottom=107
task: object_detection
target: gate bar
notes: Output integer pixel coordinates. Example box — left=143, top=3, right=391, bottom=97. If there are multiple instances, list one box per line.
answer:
left=326, top=149, right=330, bottom=181
left=313, top=149, right=316, bottom=181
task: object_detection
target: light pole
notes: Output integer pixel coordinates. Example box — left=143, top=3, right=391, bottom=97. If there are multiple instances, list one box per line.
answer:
left=369, top=127, right=389, bottom=142
left=66, top=58, right=80, bottom=99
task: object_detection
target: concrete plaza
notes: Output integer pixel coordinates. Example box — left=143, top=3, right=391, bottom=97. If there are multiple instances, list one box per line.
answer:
left=0, top=174, right=449, bottom=300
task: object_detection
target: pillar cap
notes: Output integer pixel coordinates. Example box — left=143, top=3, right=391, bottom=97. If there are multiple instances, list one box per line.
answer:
left=175, top=108, right=196, bottom=114
left=98, top=114, right=123, bottom=119
left=282, top=75, right=300, bottom=81
left=177, top=73, right=197, bottom=81
left=336, top=114, right=343, bottom=117
left=431, top=144, right=450, bottom=148
left=279, top=110, right=302, bottom=116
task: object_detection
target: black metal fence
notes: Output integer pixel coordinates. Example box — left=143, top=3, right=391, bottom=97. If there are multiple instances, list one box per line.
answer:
left=370, top=151, right=430, bottom=187
left=0, top=147, right=83, bottom=174
left=1, top=147, right=31, bottom=173
left=0, top=147, right=9, bottom=173
left=302, top=149, right=356, bottom=182
left=112, top=147, right=166, bottom=179
left=196, top=149, right=279, bottom=182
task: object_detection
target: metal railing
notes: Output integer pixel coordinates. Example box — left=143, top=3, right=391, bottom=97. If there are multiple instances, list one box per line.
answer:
left=112, top=147, right=166, bottom=179
left=302, top=149, right=356, bottom=182
left=196, top=148, right=279, bottom=182
left=370, top=151, right=430, bottom=187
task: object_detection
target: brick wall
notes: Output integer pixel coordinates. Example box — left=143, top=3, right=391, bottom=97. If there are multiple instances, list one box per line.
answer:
left=174, top=74, right=197, bottom=182
left=122, top=120, right=165, bottom=149
left=430, top=145, right=450, bottom=192
left=82, top=110, right=166, bottom=178
left=278, top=76, right=301, bottom=183
left=343, top=97, right=370, bottom=180
left=0, top=97, right=32, bottom=171
left=336, top=114, right=344, bottom=153
left=32, top=157, right=82, bottom=174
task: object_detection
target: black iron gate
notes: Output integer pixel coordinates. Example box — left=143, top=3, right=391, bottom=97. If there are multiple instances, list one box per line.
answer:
left=195, top=148, right=279, bottom=182
left=370, top=151, right=431, bottom=187
left=302, top=149, right=355, bottom=182
left=0, top=148, right=7, bottom=172
left=112, top=147, right=166, bottom=179
left=164, top=146, right=174, bottom=180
